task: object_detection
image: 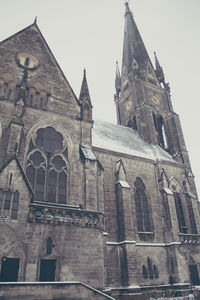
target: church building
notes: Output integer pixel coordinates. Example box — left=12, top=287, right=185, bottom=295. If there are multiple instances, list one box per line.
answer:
left=0, top=2, right=199, bottom=299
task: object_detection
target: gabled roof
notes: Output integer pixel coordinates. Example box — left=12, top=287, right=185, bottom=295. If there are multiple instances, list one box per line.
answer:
left=92, top=120, right=175, bottom=163
left=0, top=22, right=79, bottom=107
left=0, top=153, right=34, bottom=196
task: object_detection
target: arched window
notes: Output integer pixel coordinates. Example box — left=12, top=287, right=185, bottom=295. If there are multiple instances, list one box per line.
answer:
left=26, top=126, right=68, bottom=204
left=46, top=237, right=53, bottom=255
left=186, top=195, right=197, bottom=234
left=153, top=265, right=159, bottom=278
left=189, top=256, right=200, bottom=285
left=174, top=193, right=187, bottom=233
left=153, top=113, right=168, bottom=149
left=134, top=177, right=151, bottom=232
left=142, top=258, right=159, bottom=279
left=143, top=265, right=148, bottom=278
left=147, top=257, right=153, bottom=278
left=127, top=115, right=137, bottom=131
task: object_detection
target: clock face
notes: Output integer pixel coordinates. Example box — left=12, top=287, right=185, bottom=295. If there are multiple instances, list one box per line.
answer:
left=16, top=52, right=39, bottom=69
left=151, top=95, right=160, bottom=105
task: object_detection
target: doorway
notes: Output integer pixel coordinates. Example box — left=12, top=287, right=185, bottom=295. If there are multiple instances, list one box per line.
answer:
left=39, top=259, right=56, bottom=281
left=0, top=257, right=19, bottom=282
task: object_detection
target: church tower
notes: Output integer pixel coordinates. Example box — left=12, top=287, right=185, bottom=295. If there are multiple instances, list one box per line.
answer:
left=115, top=2, right=190, bottom=168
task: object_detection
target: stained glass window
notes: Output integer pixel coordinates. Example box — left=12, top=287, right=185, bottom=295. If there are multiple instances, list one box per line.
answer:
left=26, top=126, right=68, bottom=204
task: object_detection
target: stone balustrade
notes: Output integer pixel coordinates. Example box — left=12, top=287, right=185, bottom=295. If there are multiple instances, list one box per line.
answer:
left=178, top=233, right=200, bottom=244
left=28, top=202, right=104, bottom=230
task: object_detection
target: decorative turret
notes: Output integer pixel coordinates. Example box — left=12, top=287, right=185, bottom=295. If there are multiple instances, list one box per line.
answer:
left=79, top=69, right=93, bottom=123
left=154, top=51, right=165, bottom=85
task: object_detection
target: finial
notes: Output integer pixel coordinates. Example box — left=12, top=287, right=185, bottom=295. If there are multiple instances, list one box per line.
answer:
left=83, top=69, right=86, bottom=77
left=34, top=16, right=37, bottom=24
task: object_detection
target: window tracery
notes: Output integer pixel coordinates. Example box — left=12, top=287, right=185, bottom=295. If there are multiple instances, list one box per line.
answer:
left=26, top=126, right=68, bottom=204
left=134, top=177, right=151, bottom=232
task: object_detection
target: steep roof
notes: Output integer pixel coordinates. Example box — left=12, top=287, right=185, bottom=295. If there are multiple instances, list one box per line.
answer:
left=122, top=2, right=150, bottom=71
left=0, top=22, right=80, bottom=108
left=92, top=120, right=174, bottom=163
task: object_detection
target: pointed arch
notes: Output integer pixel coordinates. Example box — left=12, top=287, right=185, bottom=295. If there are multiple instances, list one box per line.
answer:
left=25, top=121, right=72, bottom=204
left=153, top=112, right=168, bottom=149
left=134, top=177, right=151, bottom=232
left=188, top=256, right=200, bottom=285
left=0, top=225, right=26, bottom=281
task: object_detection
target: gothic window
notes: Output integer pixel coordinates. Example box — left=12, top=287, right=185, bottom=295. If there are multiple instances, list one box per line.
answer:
left=147, top=257, right=153, bottom=278
left=143, top=265, right=148, bottom=278
left=153, top=113, right=168, bottom=149
left=153, top=265, right=159, bottom=278
left=174, top=193, right=187, bottom=234
left=189, top=256, right=200, bottom=285
left=26, top=126, right=68, bottom=204
left=134, top=177, right=151, bottom=232
left=170, top=256, right=175, bottom=274
left=46, top=237, right=53, bottom=255
left=142, top=257, right=159, bottom=279
left=186, top=195, right=197, bottom=234
left=27, top=87, right=36, bottom=106
left=0, top=189, right=19, bottom=219
left=127, top=115, right=137, bottom=131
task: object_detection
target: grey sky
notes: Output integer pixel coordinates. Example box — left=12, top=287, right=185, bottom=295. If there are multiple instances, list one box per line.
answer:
left=0, top=0, right=200, bottom=195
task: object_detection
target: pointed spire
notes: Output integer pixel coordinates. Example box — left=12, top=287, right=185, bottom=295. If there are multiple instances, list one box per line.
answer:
left=154, top=51, right=165, bottom=83
left=79, top=69, right=92, bottom=104
left=122, top=1, right=149, bottom=72
left=79, top=69, right=93, bottom=122
left=34, top=16, right=37, bottom=24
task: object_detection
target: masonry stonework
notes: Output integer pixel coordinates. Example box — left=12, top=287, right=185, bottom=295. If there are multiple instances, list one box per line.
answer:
left=0, top=3, right=200, bottom=300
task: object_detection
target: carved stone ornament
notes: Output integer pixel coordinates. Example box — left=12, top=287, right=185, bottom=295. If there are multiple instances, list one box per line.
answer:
left=15, top=98, right=24, bottom=118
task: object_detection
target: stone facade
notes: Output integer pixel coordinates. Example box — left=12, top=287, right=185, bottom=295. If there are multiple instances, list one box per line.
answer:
left=0, top=3, right=200, bottom=300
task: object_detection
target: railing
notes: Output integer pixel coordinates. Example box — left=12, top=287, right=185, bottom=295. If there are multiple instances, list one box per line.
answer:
left=28, top=202, right=104, bottom=230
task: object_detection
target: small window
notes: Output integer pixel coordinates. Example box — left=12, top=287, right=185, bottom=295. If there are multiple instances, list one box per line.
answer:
left=11, top=191, right=19, bottom=219
left=153, top=265, right=159, bottom=278
left=0, top=188, right=19, bottom=219
left=143, top=265, right=148, bottom=278
left=46, top=237, right=53, bottom=255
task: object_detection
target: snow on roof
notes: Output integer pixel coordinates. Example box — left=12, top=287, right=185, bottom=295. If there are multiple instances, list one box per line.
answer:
left=92, top=120, right=174, bottom=163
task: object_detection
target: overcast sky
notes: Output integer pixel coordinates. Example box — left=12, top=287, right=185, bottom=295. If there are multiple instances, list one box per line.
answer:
left=0, top=0, right=200, bottom=195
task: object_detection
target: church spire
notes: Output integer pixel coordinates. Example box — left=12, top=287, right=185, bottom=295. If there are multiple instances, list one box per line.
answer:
left=122, top=2, right=149, bottom=72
